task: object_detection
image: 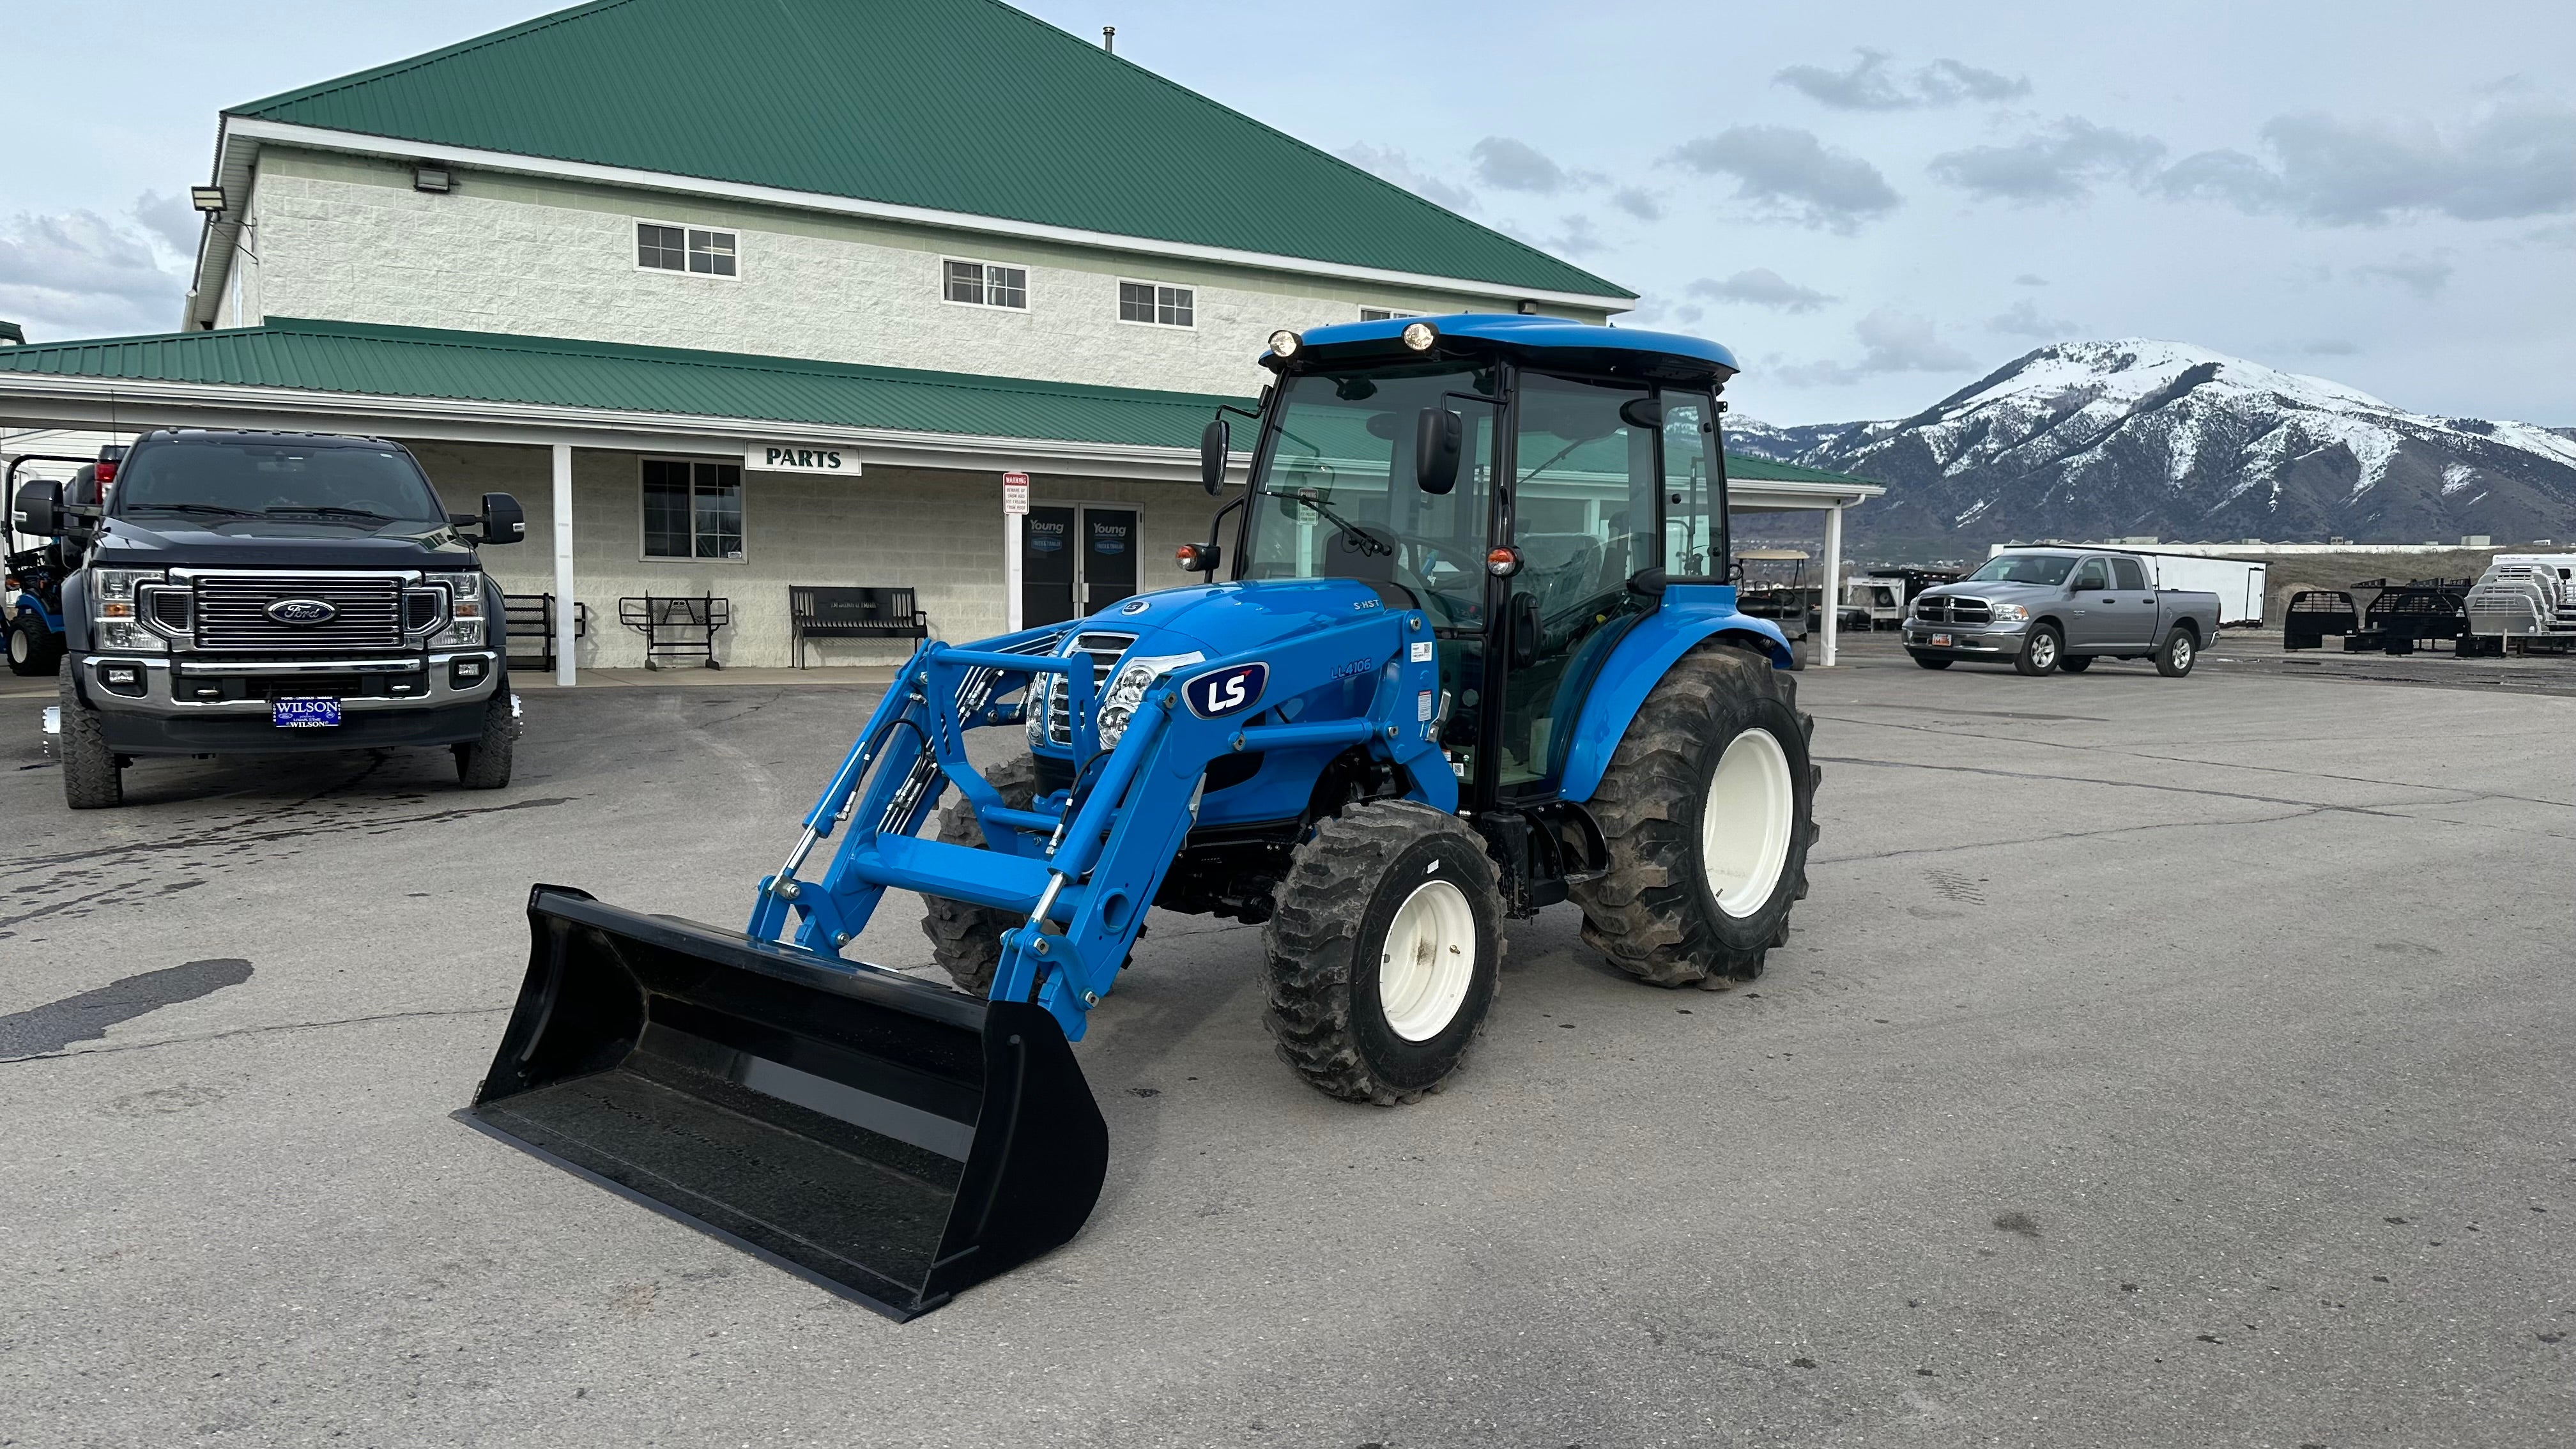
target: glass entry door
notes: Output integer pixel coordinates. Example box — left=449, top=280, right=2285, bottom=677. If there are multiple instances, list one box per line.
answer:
left=1022, top=504, right=1142, bottom=627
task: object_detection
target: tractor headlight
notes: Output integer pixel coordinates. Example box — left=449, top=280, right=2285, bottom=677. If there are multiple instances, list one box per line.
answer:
left=1095, top=652, right=1204, bottom=751
left=1988, top=602, right=2029, bottom=623
left=431, top=571, right=487, bottom=647
left=1400, top=321, right=1438, bottom=352
left=1025, top=669, right=1059, bottom=751
left=1268, top=329, right=1301, bottom=358
left=91, top=568, right=168, bottom=653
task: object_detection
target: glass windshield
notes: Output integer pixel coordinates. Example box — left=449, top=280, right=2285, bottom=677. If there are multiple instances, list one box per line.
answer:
left=1241, top=366, right=1497, bottom=625
left=1966, top=553, right=2074, bottom=585
left=112, top=440, right=447, bottom=530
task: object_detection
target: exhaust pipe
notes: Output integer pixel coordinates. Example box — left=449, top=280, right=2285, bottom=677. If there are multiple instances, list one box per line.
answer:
left=461, top=885, right=1108, bottom=1319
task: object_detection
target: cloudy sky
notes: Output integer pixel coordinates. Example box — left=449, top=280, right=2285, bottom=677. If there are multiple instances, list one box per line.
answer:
left=6, top=0, right=2571, bottom=425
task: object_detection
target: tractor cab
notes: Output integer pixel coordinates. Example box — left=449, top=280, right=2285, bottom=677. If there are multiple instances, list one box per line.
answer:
left=1195, top=314, right=1737, bottom=803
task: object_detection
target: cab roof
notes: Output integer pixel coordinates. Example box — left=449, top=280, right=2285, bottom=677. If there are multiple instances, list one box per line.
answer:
left=1268, top=313, right=1742, bottom=387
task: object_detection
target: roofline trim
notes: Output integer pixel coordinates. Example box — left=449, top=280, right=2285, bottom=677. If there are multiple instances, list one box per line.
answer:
left=188, top=118, right=1637, bottom=326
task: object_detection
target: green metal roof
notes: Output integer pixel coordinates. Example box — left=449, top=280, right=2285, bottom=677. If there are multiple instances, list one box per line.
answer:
left=0, top=318, right=1871, bottom=495
left=231, top=0, right=1629, bottom=302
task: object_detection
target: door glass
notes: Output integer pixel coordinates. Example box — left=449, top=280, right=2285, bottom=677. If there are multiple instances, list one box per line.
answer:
left=1662, top=393, right=1721, bottom=579
left=1084, top=508, right=1138, bottom=613
left=1501, top=373, right=1659, bottom=788
left=1022, top=505, right=1077, bottom=626
left=2074, top=558, right=2110, bottom=591
left=2110, top=557, right=2147, bottom=591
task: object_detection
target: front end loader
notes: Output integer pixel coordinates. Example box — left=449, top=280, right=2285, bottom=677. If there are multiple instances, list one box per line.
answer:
left=464, top=314, right=1820, bottom=1318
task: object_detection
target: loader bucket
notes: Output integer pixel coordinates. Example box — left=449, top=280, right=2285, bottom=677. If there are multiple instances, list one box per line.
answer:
left=461, top=885, right=1108, bottom=1320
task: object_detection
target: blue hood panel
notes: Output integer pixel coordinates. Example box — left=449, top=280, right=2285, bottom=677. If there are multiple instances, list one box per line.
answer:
left=1078, top=577, right=1402, bottom=660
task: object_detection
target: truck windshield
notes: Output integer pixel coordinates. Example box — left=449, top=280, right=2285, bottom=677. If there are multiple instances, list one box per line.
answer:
left=1966, top=554, right=2074, bottom=585
left=112, top=441, right=447, bottom=531
left=1241, top=365, right=1496, bottom=625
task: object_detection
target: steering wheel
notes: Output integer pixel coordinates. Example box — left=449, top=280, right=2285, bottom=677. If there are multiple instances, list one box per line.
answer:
left=1392, top=532, right=1474, bottom=580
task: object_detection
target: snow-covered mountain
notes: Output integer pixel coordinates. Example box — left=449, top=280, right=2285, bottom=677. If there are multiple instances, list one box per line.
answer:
left=1731, top=341, right=2576, bottom=548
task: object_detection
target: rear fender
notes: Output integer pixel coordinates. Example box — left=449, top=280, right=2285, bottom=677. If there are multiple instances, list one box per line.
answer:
left=1559, top=584, right=1790, bottom=804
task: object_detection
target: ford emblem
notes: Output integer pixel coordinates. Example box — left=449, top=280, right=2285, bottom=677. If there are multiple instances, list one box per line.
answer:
left=265, top=598, right=338, bottom=625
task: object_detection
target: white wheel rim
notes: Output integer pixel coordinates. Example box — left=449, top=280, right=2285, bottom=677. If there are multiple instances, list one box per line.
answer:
left=6, top=630, right=23, bottom=664
left=1379, top=877, right=1476, bottom=1041
left=1701, top=728, right=1795, bottom=917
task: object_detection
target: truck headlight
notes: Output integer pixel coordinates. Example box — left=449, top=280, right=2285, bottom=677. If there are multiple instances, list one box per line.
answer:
left=1988, top=602, right=2029, bottom=622
left=91, top=569, right=168, bottom=653
left=1095, top=652, right=1203, bottom=750
left=431, top=572, right=487, bottom=647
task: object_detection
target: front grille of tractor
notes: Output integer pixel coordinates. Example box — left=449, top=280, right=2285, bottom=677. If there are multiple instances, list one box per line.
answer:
left=1046, top=632, right=1134, bottom=745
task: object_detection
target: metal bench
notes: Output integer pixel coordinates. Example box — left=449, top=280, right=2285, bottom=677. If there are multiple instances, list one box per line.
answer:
left=618, top=594, right=730, bottom=670
left=503, top=592, right=592, bottom=672
left=788, top=585, right=928, bottom=668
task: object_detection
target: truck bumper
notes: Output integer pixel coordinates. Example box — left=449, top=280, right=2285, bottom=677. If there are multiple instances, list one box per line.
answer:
left=71, top=648, right=502, bottom=757
left=1900, top=624, right=2028, bottom=660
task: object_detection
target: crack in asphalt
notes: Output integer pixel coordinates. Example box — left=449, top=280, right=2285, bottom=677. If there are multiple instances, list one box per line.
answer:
left=0, top=1005, right=511, bottom=1066
left=11, top=795, right=575, bottom=871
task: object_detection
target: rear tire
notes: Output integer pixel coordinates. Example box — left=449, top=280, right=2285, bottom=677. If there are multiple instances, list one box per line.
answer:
left=1572, top=643, right=1816, bottom=987
left=2014, top=625, right=2063, bottom=677
left=8, top=615, right=61, bottom=677
left=923, top=753, right=1040, bottom=995
left=2058, top=654, right=2094, bottom=673
left=1910, top=652, right=1952, bottom=670
left=2155, top=627, right=2198, bottom=677
left=453, top=689, right=519, bottom=788
left=1262, top=800, right=1504, bottom=1105
left=57, top=659, right=123, bottom=809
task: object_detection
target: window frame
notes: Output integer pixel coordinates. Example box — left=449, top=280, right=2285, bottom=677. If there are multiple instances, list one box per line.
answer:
left=1115, top=279, right=1197, bottom=329
left=941, top=256, right=1031, bottom=311
left=633, top=219, right=742, bottom=281
left=1358, top=307, right=1420, bottom=322
left=637, top=456, right=749, bottom=565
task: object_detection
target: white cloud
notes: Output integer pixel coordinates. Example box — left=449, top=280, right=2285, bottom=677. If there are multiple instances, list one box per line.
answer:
left=1665, top=126, right=1901, bottom=232
left=0, top=203, right=187, bottom=339
left=2354, top=252, right=2454, bottom=298
left=1687, top=268, right=1837, bottom=314
left=1774, top=49, right=2030, bottom=111
left=2154, top=103, right=2576, bottom=224
left=1471, top=136, right=1595, bottom=194
left=1988, top=298, right=2080, bottom=339
left=1775, top=307, right=1975, bottom=385
left=1335, top=142, right=1476, bottom=213
left=1929, top=119, right=2166, bottom=204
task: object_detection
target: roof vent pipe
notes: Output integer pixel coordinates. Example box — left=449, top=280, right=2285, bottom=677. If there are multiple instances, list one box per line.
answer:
left=1102, top=26, right=1114, bottom=53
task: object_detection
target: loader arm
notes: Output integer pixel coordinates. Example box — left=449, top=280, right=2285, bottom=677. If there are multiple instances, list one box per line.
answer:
left=749, top=606, right=1450, bottom=1042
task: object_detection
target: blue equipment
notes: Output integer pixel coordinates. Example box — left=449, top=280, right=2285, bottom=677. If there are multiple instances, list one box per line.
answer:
left=467, top=315, right=1821, bottom=1319
left=6, top=453, right=101, bottom=677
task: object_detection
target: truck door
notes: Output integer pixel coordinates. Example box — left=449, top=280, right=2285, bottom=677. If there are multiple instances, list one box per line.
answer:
left=2066, top=556, right=2117, bottom=650
left=2102, top=556, right=2155, bottom=647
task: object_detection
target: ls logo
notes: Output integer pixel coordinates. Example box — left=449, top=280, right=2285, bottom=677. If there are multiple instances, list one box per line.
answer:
left=1183, top=662, right=1268, bottom=719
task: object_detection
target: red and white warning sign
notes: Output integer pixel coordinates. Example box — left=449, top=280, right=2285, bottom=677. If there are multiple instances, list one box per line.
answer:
left=1002, top=471, right=1031, bottom=516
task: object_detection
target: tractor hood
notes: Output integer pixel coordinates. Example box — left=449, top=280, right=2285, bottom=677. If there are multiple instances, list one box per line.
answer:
left=1075, top=576, right=1413, bottom=661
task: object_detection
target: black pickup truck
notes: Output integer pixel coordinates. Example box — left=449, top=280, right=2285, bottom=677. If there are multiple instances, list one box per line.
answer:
left=10, top=428, right=526, bottom=808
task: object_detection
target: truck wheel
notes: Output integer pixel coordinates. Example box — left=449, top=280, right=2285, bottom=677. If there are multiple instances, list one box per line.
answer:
left=57, top=659, right=123, bottom=809
left=2154, top=627, right=2198, bottom=677
left=8, top=615, right=61, bottom=677
left=1262, top=799, right=1504, bottom=1105
left=922, top=753, right=1040, bottom=995
left=1910, top=653, right=1952, bottom=670
left=1572, top=643, right=1816, bottom=987
left=2058, top=654, right=2094, bottom=673
left=452, top=691, right=519, bottom=788
left=2014, top=625, right=2063, bottom=677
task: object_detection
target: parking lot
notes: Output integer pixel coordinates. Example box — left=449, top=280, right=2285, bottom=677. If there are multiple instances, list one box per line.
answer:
left=4, top=637, right=2571, bottom=1448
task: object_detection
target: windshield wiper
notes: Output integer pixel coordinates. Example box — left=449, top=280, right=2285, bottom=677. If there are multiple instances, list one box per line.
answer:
left=262, top=505, right=396, bottom=521
left=1265, top=487, right=1391, bottom=558
left=126, top=503, right=257, bottom=519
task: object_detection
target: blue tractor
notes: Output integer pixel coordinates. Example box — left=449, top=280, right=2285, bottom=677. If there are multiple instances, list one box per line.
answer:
left=466, top=315, right=1818, bottom=1318
left=5, top=450, right=112, bottom=676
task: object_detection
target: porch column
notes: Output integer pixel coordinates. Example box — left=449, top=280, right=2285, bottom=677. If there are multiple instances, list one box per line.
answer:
left=1820, top=503, right=1843, bottom=668
left=552, top=441, right=576, bottom=687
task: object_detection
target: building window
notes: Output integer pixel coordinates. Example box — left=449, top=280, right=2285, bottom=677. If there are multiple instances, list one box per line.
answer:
left=638, top=222, right=737, bottom=277
left=944, top=259, right=1027, bottom=309
left=1360, top=307, right=1418, bottom=321
left=642, top=459, right=744, bottom=560
left=1118, top=281, right=1194, bottom=326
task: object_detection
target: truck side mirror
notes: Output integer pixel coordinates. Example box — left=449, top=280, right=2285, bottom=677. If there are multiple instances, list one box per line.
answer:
left=479, top=492, right=525, bottom=545
left=1199, top=418, right=1229, bottom=496
left=1414, top=408, right=1461, bottom=495
left=13, top=479, right=61, bottom=537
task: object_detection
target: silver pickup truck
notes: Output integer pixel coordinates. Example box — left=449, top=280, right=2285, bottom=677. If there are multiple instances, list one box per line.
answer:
left=1902, top=548, right=2221, bottom=677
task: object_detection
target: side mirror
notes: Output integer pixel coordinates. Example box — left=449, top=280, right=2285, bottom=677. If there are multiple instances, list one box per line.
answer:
left=1199, top=418, right=1229, bottom=496
left=479, top=491, right=526, bottom=545
left=1414, top=408, right=1462, bottom=495
left=13, top=479, right=61, bottom=538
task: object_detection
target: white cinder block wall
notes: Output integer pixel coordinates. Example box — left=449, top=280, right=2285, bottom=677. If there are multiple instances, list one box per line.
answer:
left=238, top=150, right=1596, bottom=398
left=408, top=441, right=1214, bottom=670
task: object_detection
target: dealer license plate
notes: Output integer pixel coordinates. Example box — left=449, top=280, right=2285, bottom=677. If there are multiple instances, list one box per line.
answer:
left=1929, top=634, right=1953, bottom=648
left=273, top=696, right=342, bottom=729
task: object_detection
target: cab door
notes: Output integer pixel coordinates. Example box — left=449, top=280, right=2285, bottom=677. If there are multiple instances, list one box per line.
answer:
left=2065, top=556, right=2117, bottom=650
left=2099, top=555, right=2156, bottom=647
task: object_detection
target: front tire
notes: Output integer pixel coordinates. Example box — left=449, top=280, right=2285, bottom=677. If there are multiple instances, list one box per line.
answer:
left=2155, top=627, right=2198, bottom=677
left=57, top=659, right=123, bottom=809
left=2014, top=625, right=2063, bottom=677
left=453, top=690, right=519, bottom=788
left=8, top=615, right=61, bottom=677
left=923, top=753, right=1041, bottom=995
left=1910, top=652, right=1952, bottom=670
left=1572, top=644, right=1817, bottom=987
left=1262, top=801, right=1505, bottom=1105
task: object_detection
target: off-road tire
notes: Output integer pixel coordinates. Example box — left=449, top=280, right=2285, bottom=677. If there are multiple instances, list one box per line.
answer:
left=1910, top=652, right=1952, bottom=670
left=1570, top=643, right=1817, bottom=988
left=8, top=615, right=61, bottom=677
left=922, top=752, right=1040, bottom=995
left=2014, top=625, right=2064, bottom=677
left=1262, top=800, right=1505, bottom=1105
left=2154, top=627, right=2198, bottom=677
left=452, top=689, right=519, bottom=788
left=57, top=658, right=123, bottom=809
left=2058, top=654, right=2094, bottom=673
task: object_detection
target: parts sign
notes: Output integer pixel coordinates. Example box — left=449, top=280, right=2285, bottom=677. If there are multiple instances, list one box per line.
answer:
left=747, top=444, right=861, bottom=475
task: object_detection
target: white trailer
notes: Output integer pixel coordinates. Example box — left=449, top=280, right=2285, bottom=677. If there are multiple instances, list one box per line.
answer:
left=1988, top=544, right=2269, bottom=626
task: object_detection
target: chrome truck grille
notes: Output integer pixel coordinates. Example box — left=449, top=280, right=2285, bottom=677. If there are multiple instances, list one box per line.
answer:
left=1914, top=595, right=1993, bottom=625
left=194, top=575, right=407, bottom=651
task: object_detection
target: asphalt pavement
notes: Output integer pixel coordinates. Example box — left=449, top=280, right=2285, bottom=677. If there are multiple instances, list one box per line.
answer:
left=3, top=635, right=2570, bottom=1448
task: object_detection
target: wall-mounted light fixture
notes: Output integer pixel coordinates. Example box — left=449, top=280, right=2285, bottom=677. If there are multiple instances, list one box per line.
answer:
left=413, top=164, right=454, bottom=194
left=1516, top=299, right=1540, bottom=316
left=190, top=187, right=227, bottom=213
